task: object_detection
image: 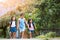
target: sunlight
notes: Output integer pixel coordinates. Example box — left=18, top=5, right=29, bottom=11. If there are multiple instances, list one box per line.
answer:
left=0, top=0, right=7, bottom=2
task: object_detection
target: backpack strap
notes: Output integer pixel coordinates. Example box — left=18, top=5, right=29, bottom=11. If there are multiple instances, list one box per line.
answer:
left=32, top=22, right=35, bottom=29
left=10, top=20, right=17, bottom=27
left=29, top=23, right=31, bottom=28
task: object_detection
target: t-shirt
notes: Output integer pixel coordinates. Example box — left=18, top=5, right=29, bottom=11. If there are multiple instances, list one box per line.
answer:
left=29, top=23, right=34, bottom=30
left=11, top=21, right=16, bottom=27
left=18, top=18, right=25, bottom=28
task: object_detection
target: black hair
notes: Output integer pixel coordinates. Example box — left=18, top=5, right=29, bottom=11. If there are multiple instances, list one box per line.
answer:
left=11, top=16, right=17, bottom=25
left=28, top=18, right=32, bottom=24
left=11, top=16, right=16, bottom=21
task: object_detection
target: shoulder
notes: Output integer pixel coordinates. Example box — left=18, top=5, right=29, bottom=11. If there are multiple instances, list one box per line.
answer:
left=24, top=18, right=26, bottom=21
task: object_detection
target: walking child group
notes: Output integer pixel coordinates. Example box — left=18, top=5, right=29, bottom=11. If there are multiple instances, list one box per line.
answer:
left=9, top=13, right=35, bottom=38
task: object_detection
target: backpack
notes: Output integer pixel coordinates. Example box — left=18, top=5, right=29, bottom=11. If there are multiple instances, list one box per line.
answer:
left=28, top=22, right=35, bottom=29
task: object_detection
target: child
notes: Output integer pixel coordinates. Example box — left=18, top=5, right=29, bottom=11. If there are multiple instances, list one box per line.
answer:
left=17, top=13, right=27, bottom=38
left=10, top=16, right=17, bottom=38
left=28, top=18, right=35, bottom=38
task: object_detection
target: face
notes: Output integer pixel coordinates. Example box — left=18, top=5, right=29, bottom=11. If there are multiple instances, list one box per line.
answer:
left=13, top=17, right=16, bottom=21
left=30, top=19, right=32, bottom=23
left=21, top=15, right=24, bottom=18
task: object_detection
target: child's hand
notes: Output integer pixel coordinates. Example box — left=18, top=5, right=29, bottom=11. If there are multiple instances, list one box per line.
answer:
left=16, top=26, right=18, bottom=30
left=27, top=24, right=29, bottom=29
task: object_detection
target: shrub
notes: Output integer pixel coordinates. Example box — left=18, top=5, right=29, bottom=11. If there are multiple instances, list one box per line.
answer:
left=45, top=32, right=56, bottom=38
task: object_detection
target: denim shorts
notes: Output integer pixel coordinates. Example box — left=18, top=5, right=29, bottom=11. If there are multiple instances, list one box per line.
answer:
left=29, top=30, right=34, bottom=33
left=10, top=27, right=17, bottom=32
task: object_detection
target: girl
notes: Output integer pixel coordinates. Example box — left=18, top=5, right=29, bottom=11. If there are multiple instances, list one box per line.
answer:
left=10, top=16, right=17, bottom=38
left=17, top=13, right=27, bottom=38
left=28, top=18, right=35, bottom=38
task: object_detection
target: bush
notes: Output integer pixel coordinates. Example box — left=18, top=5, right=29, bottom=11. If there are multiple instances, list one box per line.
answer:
left=36, top=32, right=56, bottom=40
left=45, top=32, right=56, bottom=38
left=35, top=35, right=49, bottom=40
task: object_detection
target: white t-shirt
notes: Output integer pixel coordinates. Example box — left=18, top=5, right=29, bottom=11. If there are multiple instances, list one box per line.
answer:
left=11, top=21, right=16, bottom=27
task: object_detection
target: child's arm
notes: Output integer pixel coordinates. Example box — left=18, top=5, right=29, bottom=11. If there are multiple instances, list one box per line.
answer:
left=27, top=24, right=29, bottom=29
left=17, top=19, right=20, bottom=30
left=24, top=18, right=29, bottom=28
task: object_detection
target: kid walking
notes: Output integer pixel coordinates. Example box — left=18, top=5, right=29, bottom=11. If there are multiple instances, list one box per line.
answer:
left=10, top=16, right=17, bottom=38
left=28, top=18, right=35, bottom=38
left=17, top=13, right=28, bottom=38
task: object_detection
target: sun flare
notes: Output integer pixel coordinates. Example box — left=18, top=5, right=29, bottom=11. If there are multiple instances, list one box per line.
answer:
left=0, top=0, right=7, bottom=2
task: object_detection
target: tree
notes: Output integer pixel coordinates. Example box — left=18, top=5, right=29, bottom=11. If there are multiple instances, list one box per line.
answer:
left=33, top=0, right=60, bottom=30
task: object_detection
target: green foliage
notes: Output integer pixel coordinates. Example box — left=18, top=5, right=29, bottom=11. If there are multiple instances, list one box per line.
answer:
left=45, top=32, right=56, bottom=38
left=0, top=0, right=60, bottom=38
left=36, top=32, right=56, bottom=40
left=35, top=34, right=49, bottom=40
left=0, top=29, right=4, bottom=38
left=33, top=0, right=60, bottom=30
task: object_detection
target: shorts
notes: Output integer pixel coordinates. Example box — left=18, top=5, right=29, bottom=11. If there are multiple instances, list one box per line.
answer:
left=29, top=30, right=34, bottom=33
left=19, top=27, right=26, bottom=33
left=10, top=27, right=17, bottom=32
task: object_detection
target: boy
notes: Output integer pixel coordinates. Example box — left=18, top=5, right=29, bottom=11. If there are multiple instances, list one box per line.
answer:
left=17, top=13, right=28, bottom=38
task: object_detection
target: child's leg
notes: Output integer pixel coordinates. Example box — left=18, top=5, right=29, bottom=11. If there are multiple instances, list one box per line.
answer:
left=13, top=32, right=16, bottom=38
left=22, top=31, right=25, bottom=38
left=32, top=30, right=34, bottom=38
left=29, top=30, right=34, bottom=38
left=30, top=32, right=32, bottom=38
